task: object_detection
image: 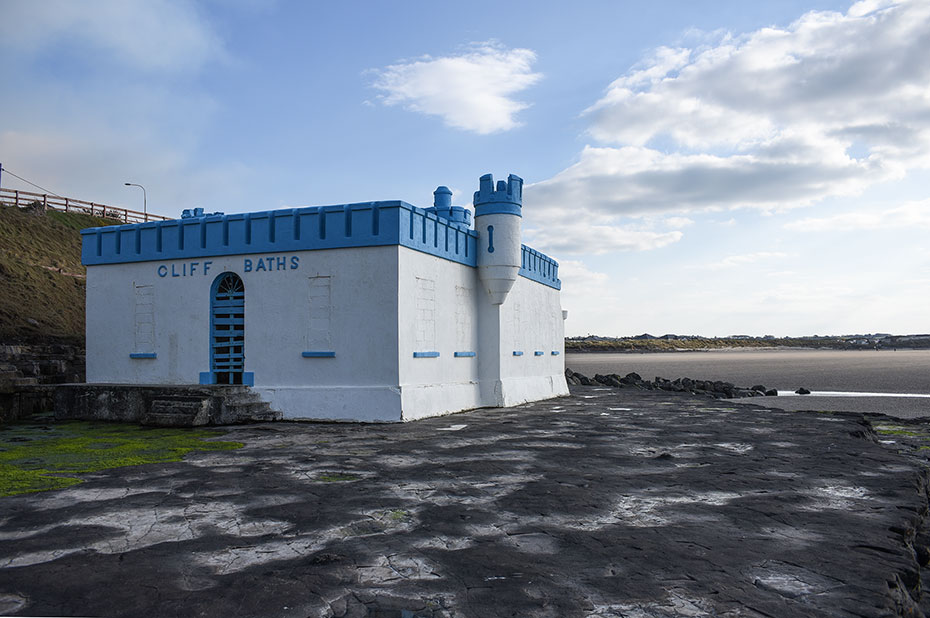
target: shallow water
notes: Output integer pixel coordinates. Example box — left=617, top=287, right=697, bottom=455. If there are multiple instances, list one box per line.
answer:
left=565, top=349, right=930, bottom=395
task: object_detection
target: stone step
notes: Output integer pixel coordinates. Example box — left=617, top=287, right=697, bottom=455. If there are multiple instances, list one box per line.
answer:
left=11, top=377, right=38, bottom=387
left=54, top=384, right=281, bottom=426
left=223, top=400, right=281, bottom=422
left=220, top=393, right=265, bottom=405
left=141, top=398, right=211, bottom=427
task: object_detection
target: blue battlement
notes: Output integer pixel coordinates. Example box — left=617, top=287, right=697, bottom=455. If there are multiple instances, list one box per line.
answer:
left=473, top=173, right=523, bottom=217
left=81, top=201, right=481, bottom=268
left=81, top=197, right=560, bottom=290
left=520, top=245, right=561, bottom=290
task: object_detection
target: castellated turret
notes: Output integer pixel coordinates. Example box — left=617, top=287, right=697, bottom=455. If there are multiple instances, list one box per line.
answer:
left=474, top=173, right=523, bottom=304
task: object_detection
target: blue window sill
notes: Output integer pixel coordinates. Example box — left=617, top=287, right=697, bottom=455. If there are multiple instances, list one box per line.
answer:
left=512, top=351, right=523, bottom=356
left=551, top=351, right=560, bottom=355
left=454, top=351, right=476, bottom=358
left=413, top=351, right=440, bottom=358
left=534, top=351, right=544, bottom=356
left=302, top=351, right=336, bottom=358
left=129, top=352, right=156, bottom=359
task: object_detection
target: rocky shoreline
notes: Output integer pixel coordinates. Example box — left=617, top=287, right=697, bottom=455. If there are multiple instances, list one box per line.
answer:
left=565, top=367, right=779, bottom=399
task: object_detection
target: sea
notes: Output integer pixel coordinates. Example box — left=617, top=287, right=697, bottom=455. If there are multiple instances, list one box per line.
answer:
left=565, top=349, right=930, bottom=418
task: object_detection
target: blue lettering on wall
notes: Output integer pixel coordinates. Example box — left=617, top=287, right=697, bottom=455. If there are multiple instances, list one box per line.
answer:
left=156, top=255, right=300, bottom=280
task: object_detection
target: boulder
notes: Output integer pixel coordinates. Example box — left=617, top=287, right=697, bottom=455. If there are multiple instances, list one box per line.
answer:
left=764, top=389, right=778, bottom=397
left=796, top=387, right=811, bottom=395
left=594, top=374, right=623, bottom=388
left=751, top=384, right=766, bottom=393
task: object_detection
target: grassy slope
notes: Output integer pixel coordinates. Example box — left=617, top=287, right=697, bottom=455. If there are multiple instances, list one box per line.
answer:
left=0, top=205, right=116, bottom=343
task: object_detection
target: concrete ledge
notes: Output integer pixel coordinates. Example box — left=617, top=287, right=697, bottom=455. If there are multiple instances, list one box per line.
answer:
left=399, top=381, right=483, bottom=421
left=499, top=373, right=570, bottom=407
left=54, top=383, right=280, bottom=426
left=252, top=385, right=403, bottom=422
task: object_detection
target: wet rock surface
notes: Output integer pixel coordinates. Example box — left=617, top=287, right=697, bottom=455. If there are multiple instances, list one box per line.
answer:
left=3, top=387, right=930, bottom=617
left=566, top=368, right=774, bottom=399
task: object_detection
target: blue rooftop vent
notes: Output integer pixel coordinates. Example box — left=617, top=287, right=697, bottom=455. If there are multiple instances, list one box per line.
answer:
left=473, top=173, right=522, bottom=217
left=425, top=185, right=472, bottom=229
left=181, top=208, right=224, bottom=219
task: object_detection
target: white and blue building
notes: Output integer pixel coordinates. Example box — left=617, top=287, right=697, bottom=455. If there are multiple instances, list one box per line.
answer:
left=81, top=173, right=569, bottom=421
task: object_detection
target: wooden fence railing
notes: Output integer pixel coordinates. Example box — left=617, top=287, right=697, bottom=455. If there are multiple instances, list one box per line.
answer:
left=0, top=187, right=171, bottom=223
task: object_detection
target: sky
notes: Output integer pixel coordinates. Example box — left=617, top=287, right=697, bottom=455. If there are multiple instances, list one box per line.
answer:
left=1, top=0, right=929, bottom=337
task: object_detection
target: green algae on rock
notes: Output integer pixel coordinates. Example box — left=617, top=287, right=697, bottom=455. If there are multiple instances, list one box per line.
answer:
left=0, top=418, right=243, bottom=497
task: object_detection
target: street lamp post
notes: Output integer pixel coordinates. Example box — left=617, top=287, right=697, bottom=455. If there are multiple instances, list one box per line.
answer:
left=124, top=182, right=147, bottom=221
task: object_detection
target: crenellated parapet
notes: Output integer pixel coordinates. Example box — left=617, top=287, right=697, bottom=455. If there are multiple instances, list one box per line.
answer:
left=80, top=178, right=560, bottom=290
left=520, top=245, right=561, bottom=290
left=473, top=174, right=523, bottom=217
left=81, top=202, right=478, bottom=268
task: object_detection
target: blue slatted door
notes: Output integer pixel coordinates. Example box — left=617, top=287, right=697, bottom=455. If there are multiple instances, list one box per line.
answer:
left=211, top=273, right=245, bottom=385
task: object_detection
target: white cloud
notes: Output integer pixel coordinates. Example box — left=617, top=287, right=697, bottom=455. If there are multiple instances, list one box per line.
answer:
left=558, top=260, right=610, bottom=288
left=527, top=140, right=882, bottom=217
left=663, top=216, right=695, bottom=229
left=532, top=0, right=930, bottom=225
left=0, top=129, right=253, bottom=216
left=689, top=251, right=790, bottom=270
left=784, top=198, right=930, bottom=231
left=525, top=217, right=682, bottom=255
left=2, top=0, right=224, bottom=72
left=371, top=42, right=542, bottom=134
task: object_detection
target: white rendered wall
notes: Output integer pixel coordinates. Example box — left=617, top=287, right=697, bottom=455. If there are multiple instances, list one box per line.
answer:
left=86, top=244, right=566, bottom=423
left=496, top=275, right=569, bottom=405
left=86, top=246, right=403, bottom=421
left=396, top=246, right=567, bottom=420
left=396, top=247, right=482, bottom=420
left=87, top=263, right=210, bottom=385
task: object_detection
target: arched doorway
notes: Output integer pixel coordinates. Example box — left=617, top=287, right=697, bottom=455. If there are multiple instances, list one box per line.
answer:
left=210, top=272, right=245, bottom=385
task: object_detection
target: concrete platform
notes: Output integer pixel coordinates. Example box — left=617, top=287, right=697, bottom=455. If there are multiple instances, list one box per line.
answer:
left=3, top=386, right=930, bottom=617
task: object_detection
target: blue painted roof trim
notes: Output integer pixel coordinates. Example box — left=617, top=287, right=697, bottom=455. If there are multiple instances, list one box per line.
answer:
left=81, top=202, right=561, bottom=290
left=81, top=201, right=477, bottom=268
left=519, top=245, right=561, bottom=290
